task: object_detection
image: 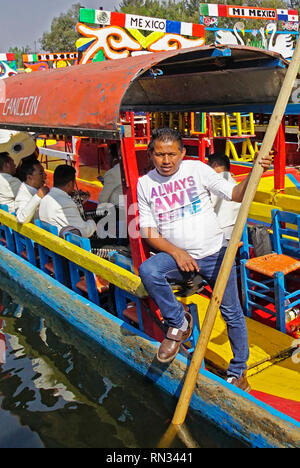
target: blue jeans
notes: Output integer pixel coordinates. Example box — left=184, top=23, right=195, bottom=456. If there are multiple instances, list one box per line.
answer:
left=139, top=247, right=249, bottom=378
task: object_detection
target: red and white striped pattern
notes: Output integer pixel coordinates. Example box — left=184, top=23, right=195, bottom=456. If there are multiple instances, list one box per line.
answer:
left=0, top=53, right=16, bottom=62
left=199, top=3, right=299, bottom=23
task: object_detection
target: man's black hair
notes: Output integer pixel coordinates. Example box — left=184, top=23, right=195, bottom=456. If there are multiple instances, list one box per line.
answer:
left=148, top=128, right=184, bottom=153
left=53, top=164, right=76, bottom=187
left=207, top=152, right=231, bottom=172
left=108, top=143, right=119, bottom=159
left=21, top=153, right=39, bottom=164
left=0, top=152, right=11, bottom=171
left=16, top=157, right=40, bottom=182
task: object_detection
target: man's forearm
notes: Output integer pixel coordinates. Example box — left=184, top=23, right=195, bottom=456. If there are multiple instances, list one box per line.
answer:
left=140, top=227, right=200, bottom=272
left=232, top=172, right=251, bottom=202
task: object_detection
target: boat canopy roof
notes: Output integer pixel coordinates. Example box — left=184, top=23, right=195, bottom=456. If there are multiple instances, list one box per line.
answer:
left=0, top=45, right=295, bottom=139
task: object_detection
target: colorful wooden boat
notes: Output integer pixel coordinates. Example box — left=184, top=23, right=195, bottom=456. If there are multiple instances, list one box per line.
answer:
left=0, top=45, right=299, bottom=447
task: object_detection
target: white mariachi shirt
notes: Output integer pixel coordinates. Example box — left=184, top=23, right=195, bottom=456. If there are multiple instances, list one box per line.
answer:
left=39, top=187, right=96, bottom=238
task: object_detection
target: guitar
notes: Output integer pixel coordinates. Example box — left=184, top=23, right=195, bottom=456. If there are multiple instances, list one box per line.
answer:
left=0, top=130, right=37, bottom=166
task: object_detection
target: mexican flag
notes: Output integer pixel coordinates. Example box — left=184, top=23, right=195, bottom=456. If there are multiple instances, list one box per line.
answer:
left=199, top=3, right=228, bottom=17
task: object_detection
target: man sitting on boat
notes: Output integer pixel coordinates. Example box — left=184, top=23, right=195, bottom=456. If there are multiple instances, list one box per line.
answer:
left=0, top=131, right=38, bottom=214
left=207, top=152, right=241, bottom=242
left=15, top=157, right=50, bottom=224
left=95, top=143, right=127, bottom=243
left=0, top=152, right=21, bottom=213
left=137, top=128, right=272, bottom=391
left=97, top=143, right=123, bottom=211
left=39, top=164, right=96, bottom=238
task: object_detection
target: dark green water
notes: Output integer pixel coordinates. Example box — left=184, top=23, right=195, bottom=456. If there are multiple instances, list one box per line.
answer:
left=0, top=273, right=248, bottom=449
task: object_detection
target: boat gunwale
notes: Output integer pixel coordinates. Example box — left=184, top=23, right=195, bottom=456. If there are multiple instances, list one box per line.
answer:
left=0, top=124, right=121, bottom=140
left=0, top=209, right=147, bottom=298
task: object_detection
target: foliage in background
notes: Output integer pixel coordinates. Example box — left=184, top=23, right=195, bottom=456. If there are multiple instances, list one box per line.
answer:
left=8, top=0, right=297, bottom=53
left=39, top=3, right=82, bottom=52
left=119, top=0, right=200, bottom=23
left=8, top=46, right=31, bottom=68
left=119, top=0, right=298, bottom=30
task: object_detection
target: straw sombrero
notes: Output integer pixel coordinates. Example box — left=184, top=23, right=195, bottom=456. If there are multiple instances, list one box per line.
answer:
left=0, top=130, right=36, bottom=166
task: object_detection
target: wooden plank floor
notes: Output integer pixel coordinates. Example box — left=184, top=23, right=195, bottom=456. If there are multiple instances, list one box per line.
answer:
left=181, top=294, right=300, bottom=407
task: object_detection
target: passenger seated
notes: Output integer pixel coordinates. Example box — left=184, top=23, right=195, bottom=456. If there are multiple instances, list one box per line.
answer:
left=95, top=143, right=127, bottom=243
left=15, top=157, right=49, bottom=224
left=0, top=152, right=21, bottom=213
left=39, top=164, right=96, bottom=238
left=97, top=143, right=123, bottom=212
left=207, top=153, right=241, bottom=242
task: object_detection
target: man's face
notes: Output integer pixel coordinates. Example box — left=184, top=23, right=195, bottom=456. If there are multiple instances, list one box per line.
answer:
left=27, top=163, right=46, bottom=189
left=151, top=139, right=185, bottom=177
left=66, top=179, right=76, bottom=195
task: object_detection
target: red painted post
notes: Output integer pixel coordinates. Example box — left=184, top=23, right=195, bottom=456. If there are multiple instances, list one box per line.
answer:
left=130, top=111, right=135, bottom=141
left=207, top=114, right=214, bottom=155
left=121, top=135, right=164, bottom=341
left=146, top=112, right=151, bottom=143
left=198, top=136, right=206, bottom=162
left=121, top=136, right=149, bottom=271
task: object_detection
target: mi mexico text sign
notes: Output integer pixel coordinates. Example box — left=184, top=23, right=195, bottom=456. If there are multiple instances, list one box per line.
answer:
left=199, top=4, right=299, bottom=23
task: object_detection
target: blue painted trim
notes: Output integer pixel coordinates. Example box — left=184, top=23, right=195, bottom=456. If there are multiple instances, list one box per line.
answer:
left=0, top=246, right=159, bottom=343
left=287, top=173, right=300, bottom=191
left=207, top=26, right=299, bottom=37
left=211, top=48, right=231, bottom=57
left=231, top=161, right=254, bottom=168
left=126, top=102, right=300, bottom=115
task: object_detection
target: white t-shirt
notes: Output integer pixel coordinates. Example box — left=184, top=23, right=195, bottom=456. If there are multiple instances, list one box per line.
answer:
left=15, top=182, right=41, bottom=224
left=39, top=187, right=96, bottom=238
left=0, top=173, right=22, bottom=213
left=137, top=160, right=236, bottom=259
left=210, top=171, right=240, bottom=240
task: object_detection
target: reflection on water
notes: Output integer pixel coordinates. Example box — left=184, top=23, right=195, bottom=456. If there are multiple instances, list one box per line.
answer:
left=0, top=273, right=247, bottom=449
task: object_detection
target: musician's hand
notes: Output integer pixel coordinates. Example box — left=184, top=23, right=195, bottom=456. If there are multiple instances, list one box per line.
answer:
left=81, top=192, right=90, bottom=204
